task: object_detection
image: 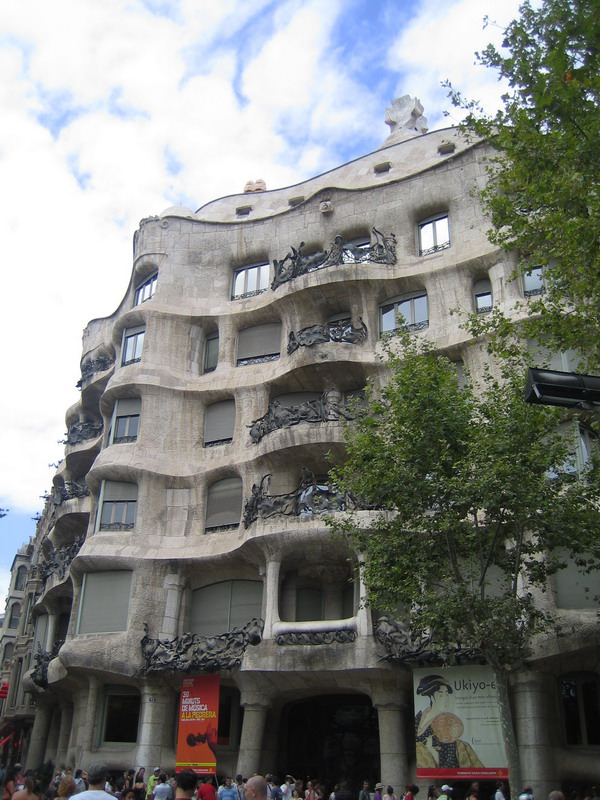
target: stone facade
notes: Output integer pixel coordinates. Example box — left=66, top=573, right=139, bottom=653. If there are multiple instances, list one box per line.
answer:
left=2, top=103, right=599, bottom=795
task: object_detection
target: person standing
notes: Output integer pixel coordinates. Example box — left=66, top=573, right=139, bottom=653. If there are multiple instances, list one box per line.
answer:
left=219, top=779, right=238, bottom=800
left=245, top=778, right=267, bottom=800
left=152, top=776, right=172, bottom=800
left=74, top=766, right=116, bottom=800
left=198, top=779, right=216, bottom=800
left=173, top=773, right=198, bottom=800
left=358, top=783, right=370, bottom=800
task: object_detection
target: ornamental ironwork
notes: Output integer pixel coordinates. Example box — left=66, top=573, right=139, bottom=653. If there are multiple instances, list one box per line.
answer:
left=248, top=390, right=356, bottom=444
left=275, top=629, right=357, bottom=646
left=31, top=640, right=63, bottom=688
left=272, top=228, right=397, bottom=289
left=40, top=535, right=85, bottom=582
left=374, top=615, right=481, bottom=665
left=139, top=617, right=264, bottom=674
left=62, top=420, right=103, bottom=445
left=51, top=481, right=90, bottom=505
left=243, top=469, right=352, bottom=528
left=288, top=318, right=367, bottom=354
left=77, top=356, right=115, bottom=388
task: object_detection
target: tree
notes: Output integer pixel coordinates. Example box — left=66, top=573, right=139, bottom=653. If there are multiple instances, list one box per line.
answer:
left=446, top=0, right=600, bottom=366
left=328, top=335, right=600, bottom=793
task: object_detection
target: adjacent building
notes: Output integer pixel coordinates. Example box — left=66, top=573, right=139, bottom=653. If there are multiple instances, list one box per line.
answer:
left=1, top=99, right=599, bottom=795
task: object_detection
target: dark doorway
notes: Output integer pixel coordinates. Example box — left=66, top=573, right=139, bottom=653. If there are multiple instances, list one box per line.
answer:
left=279, top=694, right=379, bottom=793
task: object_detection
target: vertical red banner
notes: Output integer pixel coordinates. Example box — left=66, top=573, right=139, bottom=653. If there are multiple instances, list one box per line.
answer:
left=176, top=675, right=220, bottom=774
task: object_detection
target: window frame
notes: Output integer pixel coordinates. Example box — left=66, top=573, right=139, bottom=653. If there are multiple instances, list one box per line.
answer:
left=523, top=265, right=545, bottom=297
left=7, top=602, right=21, bottom=629
left=558, top=672, right=600, bottom=746
left=204, top=331, right=219, bottom=373
left=232, top=262, right=270, bottom=300
left=121, top=326, right=145, bottom=367
left=99, top=685, right=141, bottom=745
left=109, top=398, right=141, bottom=445
left=473, top=278, right=493, bottom=314
left=76, top=571, right=133, bottom=634
left=418, top=214, right=450, bottom=256
left=205, top=477, right=243, bottom=531
left=134, top=273, right=157, bottom=306
left=14, top=565, right=27, bottom=591
left=96, top=480, right=138, bottom=532
left=380, top=292, right=429, bottom=335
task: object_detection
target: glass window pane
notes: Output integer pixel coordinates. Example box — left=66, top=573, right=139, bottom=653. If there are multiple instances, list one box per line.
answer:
left=435, top=216, right=449, bottom=245
left=205, top=335, right=219, bottom=372
left=413, top=294, right=428, bottom=323
left=398, top=299, right=411, bottom=324
left=380, top=304, right=396, bottom=333
left=419, top=221, right=434, bottom=251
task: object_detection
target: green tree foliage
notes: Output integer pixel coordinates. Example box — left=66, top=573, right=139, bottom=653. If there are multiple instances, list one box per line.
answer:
left=328, top=335, right=600, bottom=791
left=330, top=336, right=600, bottom=670
left=447, top=0, right=600, bottom=364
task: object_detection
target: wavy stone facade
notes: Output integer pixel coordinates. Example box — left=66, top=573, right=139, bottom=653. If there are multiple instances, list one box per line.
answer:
left=4, top=110, right=599, bottom=794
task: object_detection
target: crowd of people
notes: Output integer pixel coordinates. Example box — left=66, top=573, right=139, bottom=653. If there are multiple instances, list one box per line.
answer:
left=1, top=764, right=598, bottom=800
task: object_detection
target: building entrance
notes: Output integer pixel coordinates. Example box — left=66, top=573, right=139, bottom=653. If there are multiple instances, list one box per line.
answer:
left=278, top=694, right=379, bottom=792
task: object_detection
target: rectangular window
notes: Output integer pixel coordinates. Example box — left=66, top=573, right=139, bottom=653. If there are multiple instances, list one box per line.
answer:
left=134, top=274, right=157, bottom=306
left=232, top=263, right=269, bottom=300
left=380, top=294, right=428, bottom=335
left=204, top=400, right=235, bottom=447
left=77, top=571, right=132, bottom=634
left=122, top=326, right=145, bottom=366
left=110, top=398, right=141, bottom=444
left=237, top=323, right=281, bottom=366
left=419, top=215, right=450, bottom=256
left=98, top=481, right=137, bottom=531
left=102, top=688, right=141, bottom=743
left=523, top=265, right=544, bottom=296
left=204, top=332, right=219, bottom=373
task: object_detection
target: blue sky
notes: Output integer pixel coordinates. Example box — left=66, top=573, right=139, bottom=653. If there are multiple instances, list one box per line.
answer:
left=0, top=0, right=523, bottom=604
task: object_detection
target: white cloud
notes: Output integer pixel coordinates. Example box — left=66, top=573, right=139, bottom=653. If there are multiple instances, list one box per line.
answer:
left=386, top=0, right=523, bottom=128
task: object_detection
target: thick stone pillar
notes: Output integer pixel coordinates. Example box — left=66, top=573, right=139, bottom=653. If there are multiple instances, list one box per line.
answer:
left=26, top=700, right=54, bottom=769
left=137, top=681, right=176, bottom=769
left=512, top=670, right=558, bottom=799
left=262, top=558, right=281, bottom=639
left=235, top=691, right=271, bottom=778
left=373, top=691, right=409, bottom=790
left=356, top=557, right=371, bottom=637
left=46, top=613, right=58, bottom=650
left=77, top=675, right=100, bottom=756
left=56, top=702, right=73, bottom=766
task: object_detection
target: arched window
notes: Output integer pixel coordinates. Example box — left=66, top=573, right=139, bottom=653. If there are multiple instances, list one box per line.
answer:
left=232, top=263, right=269, bottom=300
left=205, top=477, right=242, bottom=531
left=380, top=292, right=429, bottom=335
left=237, top=323, right=281, bottom=366
left=14, top=565, right=27, bottom=591
left=8, top=603, right=21, bottom=629
left=473, top=278, right=493, bottom=313
left=559, top=672, right=600, bottom=745
left=204, top=400, right=235, bottom=447
left=190, top=580, right=262, bottom=635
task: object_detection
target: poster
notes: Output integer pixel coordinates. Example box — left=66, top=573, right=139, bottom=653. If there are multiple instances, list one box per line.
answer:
left=413, top=666, right=508, bottom=780
left=176, top=675, right=220, bottom=774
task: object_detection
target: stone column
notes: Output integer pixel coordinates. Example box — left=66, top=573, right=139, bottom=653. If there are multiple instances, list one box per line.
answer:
left=137, top=681, right=176, bottom=769
left=77, top=675, right=100, bottom=756
left=262, top=558, right=281, bottom=639
left=512, top=670, right=558, bottom=799
left=372, top=690, right=409, bottom=789
left=235, top=691, right=271, bottom=778
left=26, top=700, right=54, bottom=769
left=356, top=557, right=371, bottom=637
left=56, top=702, right=73, bottom=766
left=161, top=573, right=185, bottom=639
left=46, top=613, right=58, bottom=650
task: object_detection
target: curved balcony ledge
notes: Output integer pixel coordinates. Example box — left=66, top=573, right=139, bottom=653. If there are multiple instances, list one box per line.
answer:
left=273, top=617, right=356, bottom=636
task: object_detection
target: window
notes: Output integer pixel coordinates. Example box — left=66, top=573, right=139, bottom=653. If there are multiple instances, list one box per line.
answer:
left=237, top=323, right=281, bottom=365
left=77, top=571, right=133, bottom=634
left=380, top=293, right=429, bottom=335
left=122, top=326, right=144, bottom=366
left=232, top=263, right=269, bottom=300
left=190, top=580, right=262, bottom=635
left=97, top=481, right=137, bottom=531
left=110, top=398, right=141, bottom=444
left=204, top=332, right=219, bottom=373
left=14, top=565, right=27, bottom=591
left=204, top=400, right=235, bottom=447
left=342, top=236, right=371, bottom=263
left=205, top=477, right=243, bottom=531
left=473, top=278, right=493, bottom=313
left=2, top=642, right=14, bottom=668
left=101, top=686, right=141, bottom=743
left=419, top=214, right=450, bottom=255
left=523, top=265, right=544, bottom=296
left=32, top=614, right=48, bottom=654
left=134, top=273, right=157, bottom=306
left=7, top=602, right=21, bottom=629
left=559, top=672, right=600, bottom=745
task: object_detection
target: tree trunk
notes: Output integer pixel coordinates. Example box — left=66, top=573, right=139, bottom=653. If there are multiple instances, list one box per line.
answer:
left=494, top=666, right=522, bottom=799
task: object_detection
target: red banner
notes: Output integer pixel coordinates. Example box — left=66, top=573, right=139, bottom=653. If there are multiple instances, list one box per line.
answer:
left=176, top=675, right=220, bottom=774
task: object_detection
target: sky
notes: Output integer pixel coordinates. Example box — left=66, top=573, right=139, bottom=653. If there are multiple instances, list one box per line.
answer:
left=0, top=0, right=524, bottom=606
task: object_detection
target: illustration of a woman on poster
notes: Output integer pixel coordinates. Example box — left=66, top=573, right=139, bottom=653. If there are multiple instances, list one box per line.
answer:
left=415, top=674, right=484, bottom=769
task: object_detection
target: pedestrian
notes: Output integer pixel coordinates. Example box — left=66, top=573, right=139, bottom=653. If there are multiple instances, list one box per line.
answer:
left=74, top=766, right=115, bottom=800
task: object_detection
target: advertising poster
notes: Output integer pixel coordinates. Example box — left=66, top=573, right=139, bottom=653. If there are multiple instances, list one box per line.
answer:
left=176, top=674, right=220, bottom=774
left=413, top=665, right=508, bottom=781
